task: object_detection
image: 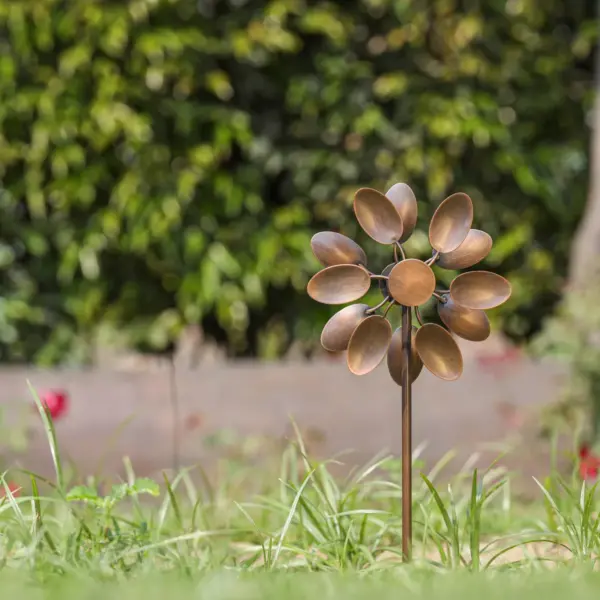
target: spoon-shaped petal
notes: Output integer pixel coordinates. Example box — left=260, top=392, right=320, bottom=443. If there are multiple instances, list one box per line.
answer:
left=386, top=183, right=418, bottom=243
left=354, top=188, right=404, bottom=245
left=429, top=192, right=473, bottom=253
left=438, top=229, right=492, bottom=270
left=388, top=259, right=436, bottom=307
left=307, top=265, right=371, bottom=305
left=438, top=296, right=490, bottom=342
left=311, top=232, right=367, bottom=267
left=378, top=263, right=395, bottom=299
left=449, top=271, right=511, bottom=310
left=347, top=315, right=392, bottom=375
left=321, top=304, right=369, bottom=352
left=415, top=323, right=464, bottom=381
left=387, top=326, right=423, bottom=386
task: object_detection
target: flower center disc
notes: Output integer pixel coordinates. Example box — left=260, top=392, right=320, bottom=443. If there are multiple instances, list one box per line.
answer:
left=388, top=259, right=436, bottom=307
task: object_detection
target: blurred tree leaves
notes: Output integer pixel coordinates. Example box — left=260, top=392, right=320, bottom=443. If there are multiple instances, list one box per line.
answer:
left=0, top=0, right=594, bottom=363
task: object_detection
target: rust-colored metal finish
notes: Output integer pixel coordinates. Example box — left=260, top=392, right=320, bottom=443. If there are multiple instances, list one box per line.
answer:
left=321, top=304, right=370, bottom=352
left=388, top=259, right=436, bottom=307
left=450, top=271, right=512, bottom=310
left=415, top=323, right=464, bottom=381
left=347, top=315, right=392, bottom=375
left=306, top=182, right=510, bottom=562
left=378, top=262, right=395, bottom=298
left=429, top=192, right=473, bottom=253
left=401, top=304, right=412, bottom=562
left=438, top=229, right=492, bottom=270
left=353, top=187, right=404, bottom=245
left=307, top=264, right=371, bottom=305
left=386, top=183, right=418, bottom=244
left=438, top=295, right=490, bottom=342
left=311, top=231, right=368, bottom=267
left=387, top=326, right=423, bottom=386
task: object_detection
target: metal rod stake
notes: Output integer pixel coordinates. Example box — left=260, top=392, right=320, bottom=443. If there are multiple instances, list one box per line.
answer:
left=401, top=303, right=412, bottom=562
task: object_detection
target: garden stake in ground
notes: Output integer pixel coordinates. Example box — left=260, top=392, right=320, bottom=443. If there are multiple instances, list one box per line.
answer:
left=307, top=184, right=512, bottom=561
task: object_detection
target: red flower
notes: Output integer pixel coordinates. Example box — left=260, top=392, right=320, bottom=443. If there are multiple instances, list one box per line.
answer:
left=0, top=482, right=21, bottom=498
left=578, top=445, right=600, bottom=482
left=39, top=390, right=69, bottom=420
left=579, top=460, right=599, bottom=482
left=579, top=444, right=591, bottom=460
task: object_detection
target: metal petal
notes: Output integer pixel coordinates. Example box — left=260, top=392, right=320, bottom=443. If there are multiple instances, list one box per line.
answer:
left=388, top=259, right=436, bottom=307
left=415, top=323, right=464, bottom=381
left=311, top=231, right=367, bottom=267
left=321, top=304, right=369, bottom=352
left=347, top=315, right=392, bottom=376
left=386, top=183, right=418, bottom=244
left=429, top=192, right=473, bottom=253
left=387, top=326, right=423, bottom=386
left=378, top=263, right=395, bottom=299
left=307, top=265, right=371, bottom=305
left=354, top=187, right=404, bottom=245
left=449, top=271, right=511, bottom=310
left=438, top=295, right=490, bottom=342
left=438, top=229, right=492, bottom=270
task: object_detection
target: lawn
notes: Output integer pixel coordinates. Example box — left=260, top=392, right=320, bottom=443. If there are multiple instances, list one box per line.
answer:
left=0, top=389, right=598, bottom=598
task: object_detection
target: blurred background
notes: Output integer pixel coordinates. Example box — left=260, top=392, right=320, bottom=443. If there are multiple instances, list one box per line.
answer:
left=0, top=0, right=597, bottom=485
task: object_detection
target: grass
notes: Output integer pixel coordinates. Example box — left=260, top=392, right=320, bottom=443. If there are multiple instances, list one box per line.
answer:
left=0, top=386, right=598, bottom=597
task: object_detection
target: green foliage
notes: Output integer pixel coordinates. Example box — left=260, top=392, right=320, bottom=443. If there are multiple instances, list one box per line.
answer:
left=0, top=392, right=596, bottom=577
left=66, top=478, right=159, bottom=510
left=531, top=279, right=600, bottom=445
left=0, top=0, right=595, bottom=362
left=6, top=573, right=600, bottom=600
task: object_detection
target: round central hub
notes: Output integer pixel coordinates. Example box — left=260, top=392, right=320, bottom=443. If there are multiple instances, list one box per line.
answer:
left=388, top=259, right=436, bottom=307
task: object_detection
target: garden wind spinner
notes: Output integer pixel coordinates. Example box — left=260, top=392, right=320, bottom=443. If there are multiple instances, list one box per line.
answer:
left=307, top=184, right=511, bottom=561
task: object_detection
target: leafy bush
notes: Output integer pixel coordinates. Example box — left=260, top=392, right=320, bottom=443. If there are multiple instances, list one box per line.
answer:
left=531, top=278, right=600, bottom=445
left=0, top=0, right=594, bottom=363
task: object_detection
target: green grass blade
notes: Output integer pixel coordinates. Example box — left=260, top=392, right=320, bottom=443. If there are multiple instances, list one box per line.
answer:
left=30, top=474, right=58, bottom=554
left=469, top=469, right=480, bottom=572
left=273, top=467, right=317, bottom=564
left=161, top=472, right=183, bottom=530
left=28, top=381, right=64, bottom=491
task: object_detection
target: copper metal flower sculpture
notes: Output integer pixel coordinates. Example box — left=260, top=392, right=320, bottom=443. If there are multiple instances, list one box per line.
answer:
left=307, top=184, right=512, bottom=383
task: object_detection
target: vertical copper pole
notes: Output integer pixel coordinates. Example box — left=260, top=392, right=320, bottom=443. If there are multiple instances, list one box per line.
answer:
left=401, top=303, right=412, bottom=562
